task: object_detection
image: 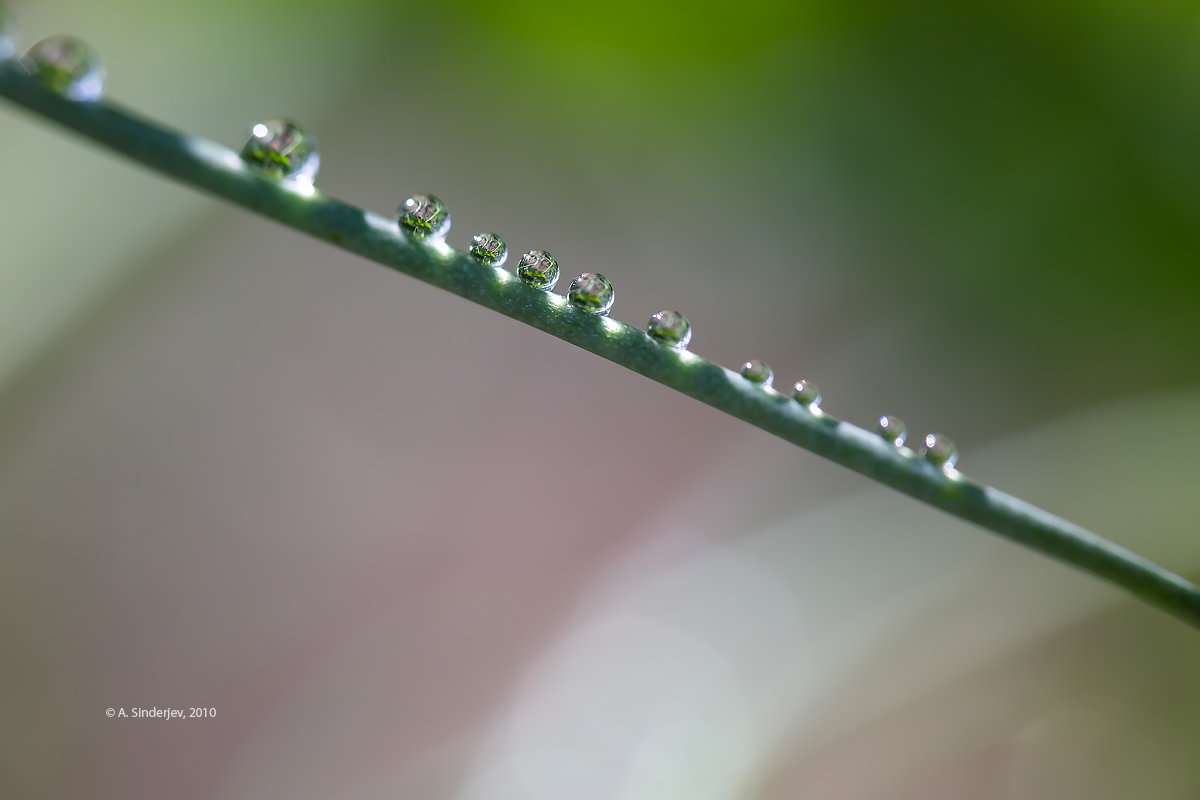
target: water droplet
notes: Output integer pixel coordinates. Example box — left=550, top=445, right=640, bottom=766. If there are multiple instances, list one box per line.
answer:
left=516, top=250, right=559, bottom=290
left=922, top=433, right=958, bottom=470
left=739, top=360, right=773, bottom=387
left=791, top=379, right=821, bottom=407
left=397, top=194, right=451, bottom=239
left=469, top=232, right=507, bottom=267
left=876, top=415, right=907, bottom=447
left=647, top=310, right=692, bottom=349
left=0, top=9, right=16, bottom=61
left=22, top=36, right=104, bottom=102
left=568, top=272, right=614, bottom=315
left=239, top=120, right=320, bottom=184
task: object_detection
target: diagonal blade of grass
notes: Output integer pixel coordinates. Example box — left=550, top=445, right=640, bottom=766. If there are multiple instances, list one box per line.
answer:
left=2, top=61, right=1196, bottom=630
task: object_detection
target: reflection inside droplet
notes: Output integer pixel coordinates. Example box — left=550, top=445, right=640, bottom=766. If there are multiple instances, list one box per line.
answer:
left=517, top=250, right=560, bottom=290
left=876, top=415, right=907, bottom=447
left=397, top=193, right=451, bottom=239
left=22, top=35, right=105, bottom=102
left=568, top=272, right=615, bottom=315
left=791, top=380, right=821, bottom=408
left=647, top=310, right=692, bottom=349
left=739, top=360, right=773, bottom=387
left=239, top=119, right=320, bottom=184
left=921, top=433, right=959, bottom=471
left=469, top=232, right=508, bottom=267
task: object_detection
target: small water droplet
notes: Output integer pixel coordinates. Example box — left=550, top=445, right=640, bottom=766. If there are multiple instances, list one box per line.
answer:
left=739, top=360, right=773, bottom=387
left=876, top=415, right=907, bottom=447
left=469, top=232, right=507, bottom=267
left=239, top=120, right=320, bottom=184
left=0, top=9, right=16, bottom=61
left=398, top=194, right=451, bottom=239
left=921, top=433, right=958, bottom=470
left=516, top=250, right=559, bottom=290
left=568, top=272, right=614, bottom=315
left=647, top=310, right=692, bottom=349
left=791, top=379, right=821, bottom=407
left=22, top=36, right=104, bottom=101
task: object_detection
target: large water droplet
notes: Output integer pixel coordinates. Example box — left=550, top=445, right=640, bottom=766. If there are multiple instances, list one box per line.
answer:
left=739, top=360, right=773, bottom=387
left=791, top=379, right=821, bottom=408
left=22, top=36, right=104, bottom=102
left=647, top=310, right=692, bottom=349
left=876, top=415, right=907, bottom=447
left=568, top=272, right=614, bottom=315
left=516, top=250, right=559, bottom=290
left=0, top=9, right=16, bottom=61
left=240, top=120, right=320, bottom=184
left=922, top=433, right=958, bottom=470
left=398, top=194, right=451, bottom=239
left=469, top=232, right=507, bottom=267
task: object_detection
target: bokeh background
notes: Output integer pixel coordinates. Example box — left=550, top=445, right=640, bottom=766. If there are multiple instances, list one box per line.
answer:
left=2, top=1, right=1199, bottom=798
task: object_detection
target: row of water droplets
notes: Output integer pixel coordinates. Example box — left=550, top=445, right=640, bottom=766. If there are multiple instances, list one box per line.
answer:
left=238, top=124, right=625, bottom=316
left=396, top=193, right=620, bottom=315
left=1, top=24, right=960, bottom=475
left=735, top=359, right=958, bottom=471
left=236, top=121, right=672, bottom=340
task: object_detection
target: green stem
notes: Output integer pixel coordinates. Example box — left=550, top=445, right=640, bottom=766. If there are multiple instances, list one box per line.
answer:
left=2, top=61, right=1197, bottom=629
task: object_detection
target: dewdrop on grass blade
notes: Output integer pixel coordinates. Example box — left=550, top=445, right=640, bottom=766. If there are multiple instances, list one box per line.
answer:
left=568, top=272, right=614, bottom=315
left=792, top=379, right=821, bottom=409
left=921, top=433, right=958, bottom=471
left=876, top=415, right=908, bottom=447
left=647, top=310, right=692, bottom=349
left=398, top=194, right=451, bottom=239
left=517, top=250, right=559, bottom=289
left=240, top=120, right=320, bottom=184
left=22, top=35, right=104, bottom=101
left=739, top=359, right=773, bottom=387
left=468, top=232, right=507, bottom=267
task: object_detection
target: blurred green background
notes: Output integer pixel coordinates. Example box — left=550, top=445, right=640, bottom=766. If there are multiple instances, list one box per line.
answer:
left=1, top=1, right=1198, bottom=799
